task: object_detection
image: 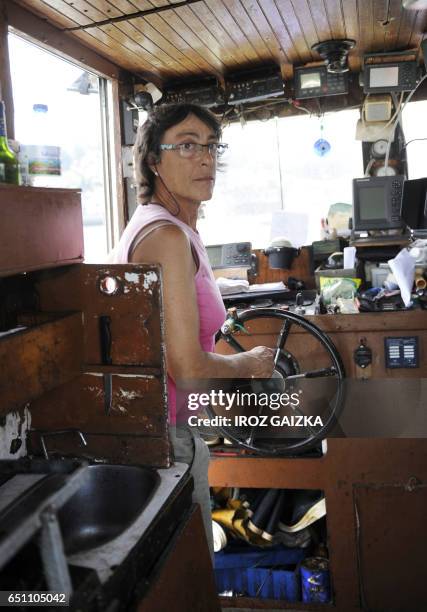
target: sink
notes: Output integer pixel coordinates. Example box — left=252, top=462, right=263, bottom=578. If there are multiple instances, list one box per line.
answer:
left=0, top=460, right=190, bottom=592
left=58, top=465, right=160, bottom=554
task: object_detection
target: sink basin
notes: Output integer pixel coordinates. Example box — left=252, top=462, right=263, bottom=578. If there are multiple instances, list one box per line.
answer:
left=58, top=465, right=160, bottom=554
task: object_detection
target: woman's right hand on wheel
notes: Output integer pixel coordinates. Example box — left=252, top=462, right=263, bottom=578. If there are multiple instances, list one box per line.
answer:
left=244, top=346, right=276, bottom=378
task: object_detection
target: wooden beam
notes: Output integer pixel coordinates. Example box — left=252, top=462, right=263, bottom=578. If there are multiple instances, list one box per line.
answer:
left=0, top=1, right=14, bottom=139
left=5, top=0, right=127, bottom=81
left=112, top=78, right=127, bottom=240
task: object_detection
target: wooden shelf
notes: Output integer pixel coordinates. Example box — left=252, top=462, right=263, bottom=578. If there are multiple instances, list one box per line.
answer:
left=210, top=440, right=427, bottom=611
left=0, top=185, right=83, bottom=277
left=0, top=312, right=84, bottom=416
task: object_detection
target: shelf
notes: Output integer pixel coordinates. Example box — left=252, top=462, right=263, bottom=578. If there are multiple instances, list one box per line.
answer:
left=0, top=185, right=83, bottom=277
left=0, top=312, right=84, bottom=415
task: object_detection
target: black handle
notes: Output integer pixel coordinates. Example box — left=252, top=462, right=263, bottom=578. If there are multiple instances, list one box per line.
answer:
left=263, top=490, right=286, bottom=539
left=99, top=316, right=112, bottom=365
left=248, top=489, right=280, bottom=534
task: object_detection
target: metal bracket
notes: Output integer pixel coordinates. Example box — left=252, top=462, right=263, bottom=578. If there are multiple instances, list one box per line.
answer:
left=31, top=429, right=88, bottom=460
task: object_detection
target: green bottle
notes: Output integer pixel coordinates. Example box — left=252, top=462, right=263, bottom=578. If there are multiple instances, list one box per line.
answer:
left=0, top=101, right=20, bottom=185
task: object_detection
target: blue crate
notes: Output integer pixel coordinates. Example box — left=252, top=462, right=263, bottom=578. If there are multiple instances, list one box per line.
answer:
left=214, top=544, right=306, bottom=600
left=246, top=567, right=301, bottom=601
left=215, top=567, right=248, bottom=594
left=214, top=544, right=306, bottom=570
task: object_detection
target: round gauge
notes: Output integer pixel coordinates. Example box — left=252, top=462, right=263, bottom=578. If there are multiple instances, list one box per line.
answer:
left=371, top=139, right=389, bottom=158
left=375, top=164, right=397, bottom=177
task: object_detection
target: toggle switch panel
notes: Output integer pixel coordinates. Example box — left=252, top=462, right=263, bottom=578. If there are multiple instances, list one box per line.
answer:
left=384, top=336, right=419, bottom=368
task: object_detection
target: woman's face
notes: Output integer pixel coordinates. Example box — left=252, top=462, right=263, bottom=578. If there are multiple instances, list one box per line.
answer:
left=154, top=113, right=218, bottom=204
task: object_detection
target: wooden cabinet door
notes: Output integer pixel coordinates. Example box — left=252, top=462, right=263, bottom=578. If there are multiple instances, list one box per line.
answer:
left=136, top=505, right=221, bottom=612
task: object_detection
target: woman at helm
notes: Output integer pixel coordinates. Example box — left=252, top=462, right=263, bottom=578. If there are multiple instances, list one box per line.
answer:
left=113, top=103, right=275, bottom=559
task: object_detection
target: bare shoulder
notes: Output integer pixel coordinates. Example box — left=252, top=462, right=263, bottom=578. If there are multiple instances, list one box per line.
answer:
left=130, top=222, right=192, bottom=267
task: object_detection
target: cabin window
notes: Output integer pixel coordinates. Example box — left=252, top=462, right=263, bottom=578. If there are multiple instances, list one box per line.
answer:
left=8, top=33, right=114, bottom=262
left=199, top=109, right=363, bottom=247
left=402, top=100, right=427, bottom=179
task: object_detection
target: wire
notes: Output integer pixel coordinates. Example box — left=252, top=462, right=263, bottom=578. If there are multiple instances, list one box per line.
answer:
left=384, top=91, right=405, bottom=170
left=154, top=165, right=181, bottom=217
left=364, top=158, right=375, bottom=177
left=402, top=137, right=427, bottom=151
left=383, top=72, right=427, bottom=170
left=397, top=72, right=427, bottom=115
left=291, top=101, right=312, bottom=115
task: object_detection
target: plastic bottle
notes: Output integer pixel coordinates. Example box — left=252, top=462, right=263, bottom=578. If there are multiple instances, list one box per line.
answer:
left=0, top=101, right=20, bottom=185
left=21, top=104, right=61, bottom=187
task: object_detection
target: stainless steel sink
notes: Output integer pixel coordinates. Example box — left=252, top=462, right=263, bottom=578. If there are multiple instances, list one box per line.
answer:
left=0, top=460, right=190, bottom=594
left=58, top=465, right=160, bottom=554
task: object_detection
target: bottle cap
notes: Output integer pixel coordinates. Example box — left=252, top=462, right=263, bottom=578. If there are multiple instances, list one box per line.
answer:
left=33, top=104, right=48, bottom=113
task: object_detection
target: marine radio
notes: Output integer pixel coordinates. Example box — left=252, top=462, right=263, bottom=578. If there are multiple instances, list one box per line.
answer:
left=294, top=66, right=348, bottom=99
left=206, top=242, right=252, bottom=269
left=362, top=53, right=420, bottom=94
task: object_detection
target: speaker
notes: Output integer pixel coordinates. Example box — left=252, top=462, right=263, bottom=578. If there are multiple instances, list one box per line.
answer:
left=401, top=177, right=427, bottom=229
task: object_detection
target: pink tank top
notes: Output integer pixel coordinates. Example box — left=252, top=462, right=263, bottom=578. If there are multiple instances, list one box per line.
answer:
left=112, top=203, right=227, bottom=423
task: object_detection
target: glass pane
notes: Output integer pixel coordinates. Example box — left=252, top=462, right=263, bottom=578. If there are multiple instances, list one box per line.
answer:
left=198, top=119, right=282, bottom=248
left=401, top=100, right=427, bottom=179
left=199, top=110, right=363, bottom=248
left=277, top=109, right=363, bottom=244
left=8, top=33, right=109, bottom=262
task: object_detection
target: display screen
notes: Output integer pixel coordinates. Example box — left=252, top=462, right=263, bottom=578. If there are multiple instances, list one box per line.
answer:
left=300, top=72, right=322, bottom=89
left=206, top=245, right=223, bottom=268
left=358, top=187, right=387, bottom=220
left=369, top=66, right=399, bottom=88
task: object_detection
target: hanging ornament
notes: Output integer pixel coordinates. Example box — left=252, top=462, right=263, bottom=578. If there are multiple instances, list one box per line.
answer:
left=314, top=119, right=331, bottom=157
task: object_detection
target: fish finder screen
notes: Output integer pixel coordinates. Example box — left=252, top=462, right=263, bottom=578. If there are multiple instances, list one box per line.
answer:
left=359, top=187, right=386, bottom=220
left=300, top=72, right=321, bottom=89
left=369, top=66, right=399, bottom=88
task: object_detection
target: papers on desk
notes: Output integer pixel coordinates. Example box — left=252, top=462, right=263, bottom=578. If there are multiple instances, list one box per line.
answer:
left=216, top=278, right=287, bottom=296
left=248, top=281, right=288, bottom=292
left=343, top=246, right=356, bottom=269
left=216, top=277, right=249, bottom=295
left=388, top=248, right=416, bottom=307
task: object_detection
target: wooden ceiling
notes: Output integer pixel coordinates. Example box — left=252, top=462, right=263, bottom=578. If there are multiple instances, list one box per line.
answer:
left=12, top=0, right=427, bottom=85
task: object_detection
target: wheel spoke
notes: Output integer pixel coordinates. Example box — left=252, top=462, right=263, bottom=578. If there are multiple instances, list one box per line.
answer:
left=246, top=425, right=257, bottom=446
left=223, top=334, right=246, bottom=353
left=274, top=319, right=292, bottom=365
left=291, top=403, right=321, bottom=437
left=285, top=366, right=337, bottom=381
left=213, top=307, right=345, bottom=456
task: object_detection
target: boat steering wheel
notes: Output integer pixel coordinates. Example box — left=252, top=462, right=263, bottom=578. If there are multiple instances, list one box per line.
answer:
left=209, top=308, right=346, bottom=456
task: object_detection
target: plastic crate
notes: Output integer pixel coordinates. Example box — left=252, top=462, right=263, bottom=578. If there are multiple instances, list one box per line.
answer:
left=247, top=566, right=300, bottom=601
left=215, top=544, right=306, bottom=569
left=214, top=544, right=306, bottom=600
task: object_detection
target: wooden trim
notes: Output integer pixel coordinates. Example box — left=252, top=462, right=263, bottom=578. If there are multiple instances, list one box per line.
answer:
left=5, top=0, right=127, bottom=80
left=0, top=1, right=14, bottom=139
left=112, top=78, right=126, bottom=239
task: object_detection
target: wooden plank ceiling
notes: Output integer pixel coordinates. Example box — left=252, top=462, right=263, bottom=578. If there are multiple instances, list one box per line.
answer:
left=13, top=0, right=427, bottom=85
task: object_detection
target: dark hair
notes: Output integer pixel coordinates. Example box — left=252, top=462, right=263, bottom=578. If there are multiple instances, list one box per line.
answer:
left=133, top=103, right=222, bottom=204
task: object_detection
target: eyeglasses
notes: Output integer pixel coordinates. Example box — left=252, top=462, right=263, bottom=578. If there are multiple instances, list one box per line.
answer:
left=159, top=142, right=229, bottom=159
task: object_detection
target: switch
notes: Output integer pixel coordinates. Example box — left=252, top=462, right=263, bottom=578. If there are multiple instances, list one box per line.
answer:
left=385, top=337, right=419, bottom=368
left=354, top=340, right=372, bottom=368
